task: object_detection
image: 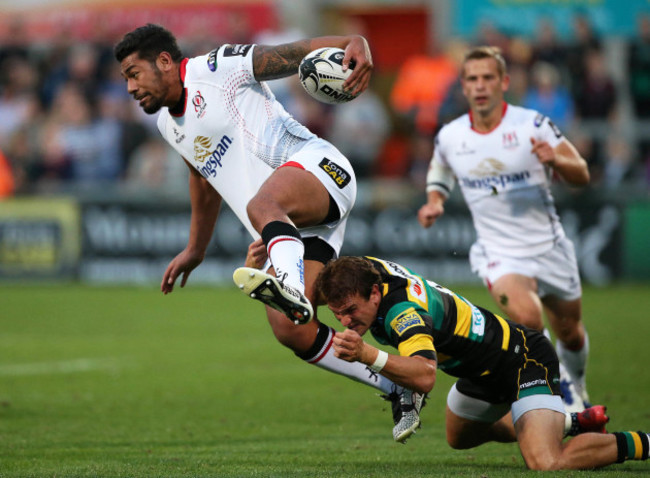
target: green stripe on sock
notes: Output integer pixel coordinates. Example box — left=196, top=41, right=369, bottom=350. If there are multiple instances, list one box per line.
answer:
left=625, top=432, right=637, bottom=460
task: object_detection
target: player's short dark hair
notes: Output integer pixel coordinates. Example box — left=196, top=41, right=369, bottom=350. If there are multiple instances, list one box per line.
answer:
left=461, top=46, right=507, bottom=78
left=315, top=257, right=382, bottom=306
left=114, top=23, right=183, bottom=64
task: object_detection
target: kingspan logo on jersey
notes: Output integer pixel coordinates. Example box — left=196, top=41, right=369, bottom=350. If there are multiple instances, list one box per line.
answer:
left=462, top=158, right=531, bottom=190
left=193, top=135, right=233, bottom=178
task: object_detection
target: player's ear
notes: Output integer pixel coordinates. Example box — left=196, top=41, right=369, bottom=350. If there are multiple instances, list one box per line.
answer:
left=370, top=283, right=382, bottom=305
left=156, top=51, right=175, bottom=72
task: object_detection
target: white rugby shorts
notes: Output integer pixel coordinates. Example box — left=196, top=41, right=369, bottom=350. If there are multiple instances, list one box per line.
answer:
left=447, top=382, right=565, bottom=424
left=281, top=138, right=357, bottom=256
left=469, top=236, right=582, bottom=301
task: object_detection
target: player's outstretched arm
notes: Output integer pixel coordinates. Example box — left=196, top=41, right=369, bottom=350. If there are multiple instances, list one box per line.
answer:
left=333, top=328, right=437, bottom=394
left=252, top=35, right=372, bottom=96
left=531, top=138, right=590, bottom=186
left=162, top=162, right=222, bottom=294
left=418, top=190, right=446, bottom=228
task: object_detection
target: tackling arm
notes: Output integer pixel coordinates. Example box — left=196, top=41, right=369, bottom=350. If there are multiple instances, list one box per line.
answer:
left=333, top=329, right=437, bottom=394
left=252, top=35, right=372, bottom=96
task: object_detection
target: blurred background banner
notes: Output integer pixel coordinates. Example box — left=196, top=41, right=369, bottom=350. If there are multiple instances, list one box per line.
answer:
left=0, top=197, right=80, bottom=279
left=453, top=0, right=643, bottom=37
left=69, top=195, right=621, bottom=286
left=0, top=1, right=277, bottom=42
left=0, top=0, right=648, bottom=285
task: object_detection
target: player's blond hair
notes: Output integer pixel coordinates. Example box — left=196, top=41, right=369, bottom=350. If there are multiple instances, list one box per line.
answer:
left=461, top=46, right=507, bottom=78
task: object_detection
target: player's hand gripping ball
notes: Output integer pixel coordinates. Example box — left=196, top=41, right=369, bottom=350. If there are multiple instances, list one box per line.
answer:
left=299, top=47, right=358, bottom=105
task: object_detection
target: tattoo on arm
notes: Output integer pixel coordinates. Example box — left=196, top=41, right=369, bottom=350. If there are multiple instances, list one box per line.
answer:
left=253, top=40, right=311, bottom=81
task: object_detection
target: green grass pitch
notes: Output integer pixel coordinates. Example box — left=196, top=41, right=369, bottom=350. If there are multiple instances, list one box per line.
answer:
left=1, top=282, right=649, bottom=477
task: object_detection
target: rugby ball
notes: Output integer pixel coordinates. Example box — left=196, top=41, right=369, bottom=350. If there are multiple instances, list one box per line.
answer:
left=299, top=47, right=358, bottom=105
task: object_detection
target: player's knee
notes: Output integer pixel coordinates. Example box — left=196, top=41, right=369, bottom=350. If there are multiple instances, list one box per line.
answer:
left=446, top=431, right=471, bottom=450
left=554, top=322, right=583, bottom=346
left=524, top=455, right=561, bottom=471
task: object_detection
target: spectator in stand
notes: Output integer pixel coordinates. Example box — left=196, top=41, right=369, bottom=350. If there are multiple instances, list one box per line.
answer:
left=574, top=49, right=617, bottom=121
left=532, top=19, right=568, bottom=74
left=602, top=137, right=635, bottom=189
left=0, top=58, right=41, bottom=149
left=523, top=61, right=574, bottom=131
left=504, top=64, right=529, bottom=106
left=0, top=148, right=15, bottom=198
left=36, top=119, right=73, bottom=185
left=406, top=132, right=435, bottom=190
left=41, top=43, right=102, bottom=109
left=565, top=13, right=602, bottom=104
left=628, top=14, right=650, bottom=172
left=390, top=42, right=460, bottom=136
left=628, top=14, right=650, bottom=119
left=328, top=89, right=390, bottom=179
left=124, top=137, right=187, bottom=193
left=0, top=16, right=30, bottom=76
left=50, top=83, right=122, bottom=184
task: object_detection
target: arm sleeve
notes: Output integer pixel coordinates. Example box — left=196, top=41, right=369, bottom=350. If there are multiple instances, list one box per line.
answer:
left=196, top=44, right=257, bottom=86
left=425, top=133, right=455, bottom=196
left=533, top=113, right=565, bottom=149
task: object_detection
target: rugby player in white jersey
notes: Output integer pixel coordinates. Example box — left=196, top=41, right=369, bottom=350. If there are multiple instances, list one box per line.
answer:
left=417, top=46, right=592, bottom=412
left=115, top=24, right=422, bottom=441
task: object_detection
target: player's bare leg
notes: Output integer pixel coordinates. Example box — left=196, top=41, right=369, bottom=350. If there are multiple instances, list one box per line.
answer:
left=488, top=273, right=543, bottom=330
left=247, top=166, right=331, bottom=234
left=445, top=407, right=516, bottom=449
left=241, top=166, right=331, bottom=321
left=543, top=296, right=589, bottom=404
left=516, top=408, right=620, bottom=470
left=543, top=296, right=585, bottom=354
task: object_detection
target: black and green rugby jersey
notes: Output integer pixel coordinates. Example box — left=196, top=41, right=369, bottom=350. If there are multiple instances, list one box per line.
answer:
left=365, top=256, right=518, bottom=379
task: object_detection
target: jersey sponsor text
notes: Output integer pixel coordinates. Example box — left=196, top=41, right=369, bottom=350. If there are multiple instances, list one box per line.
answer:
left=193, top=135, right=233, bottom=178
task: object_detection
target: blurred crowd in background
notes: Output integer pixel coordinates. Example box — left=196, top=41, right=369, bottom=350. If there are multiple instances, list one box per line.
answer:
left=0, top=7, right=649, bottom=200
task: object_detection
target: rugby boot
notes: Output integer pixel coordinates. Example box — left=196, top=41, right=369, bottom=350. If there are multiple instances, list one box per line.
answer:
left=233, top=267, right=313, bottom=324
left=566, top=405, right=609, bottom=436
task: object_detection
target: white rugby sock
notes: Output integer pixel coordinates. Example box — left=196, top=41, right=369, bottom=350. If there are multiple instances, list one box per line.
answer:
left=557, top=332, right=589, bottom=392
left=304, top=325, right=396, bottom=394
left=262, top=221, right=305, bottom=292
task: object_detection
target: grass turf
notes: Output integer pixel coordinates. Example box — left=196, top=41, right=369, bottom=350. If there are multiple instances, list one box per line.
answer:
left=1, top=283, right=649, bottom=477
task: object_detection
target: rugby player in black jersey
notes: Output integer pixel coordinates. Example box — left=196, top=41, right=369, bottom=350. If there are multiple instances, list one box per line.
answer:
left=314, top=256, right=647, bottom=471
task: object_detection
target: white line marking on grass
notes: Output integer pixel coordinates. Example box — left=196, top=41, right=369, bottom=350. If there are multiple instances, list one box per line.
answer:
left=0, top=358, right=123, bottom=376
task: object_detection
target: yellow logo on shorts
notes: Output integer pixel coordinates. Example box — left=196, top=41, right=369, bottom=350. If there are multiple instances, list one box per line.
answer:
left=319, top=157, right=351, bottom=189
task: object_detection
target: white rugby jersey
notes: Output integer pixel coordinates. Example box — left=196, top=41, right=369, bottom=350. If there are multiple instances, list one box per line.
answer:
left=434, top=103, right=566, bottom=257
left=157, top=44, right=316, bottom=238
